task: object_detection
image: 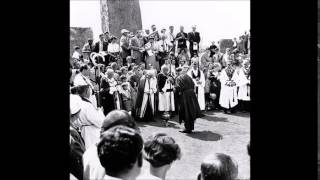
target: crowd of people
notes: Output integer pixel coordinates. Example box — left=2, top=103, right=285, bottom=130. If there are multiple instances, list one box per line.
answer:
left=70, top=108, right=250, bottom=180
left=69, top=24, right=251, bottom=180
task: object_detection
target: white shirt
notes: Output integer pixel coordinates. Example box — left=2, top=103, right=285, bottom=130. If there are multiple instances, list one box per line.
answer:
left=167, top=31, right=175, bottom=42
left=108, top=43, right=120, bottom=53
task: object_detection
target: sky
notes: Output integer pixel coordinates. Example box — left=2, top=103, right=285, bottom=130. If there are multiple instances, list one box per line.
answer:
left=70, top=0, right=250, bottom=48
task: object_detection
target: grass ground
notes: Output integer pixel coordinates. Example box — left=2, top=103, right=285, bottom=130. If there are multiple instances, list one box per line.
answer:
left=137, top=111, right=250, bottom=180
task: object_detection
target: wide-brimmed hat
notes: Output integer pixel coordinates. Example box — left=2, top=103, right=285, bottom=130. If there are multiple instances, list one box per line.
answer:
left=121, top=29, right=130, bottom=34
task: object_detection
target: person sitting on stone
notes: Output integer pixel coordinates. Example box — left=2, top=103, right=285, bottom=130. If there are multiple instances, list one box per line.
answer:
left=97, top=125, right=143, bottom=180
left=141, top=133, right=181, bottom=180
left=197, top=153, right=238, bottom=180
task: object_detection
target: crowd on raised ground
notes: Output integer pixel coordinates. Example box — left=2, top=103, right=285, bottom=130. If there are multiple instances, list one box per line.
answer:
left=70, top=24, right=250, bottom=180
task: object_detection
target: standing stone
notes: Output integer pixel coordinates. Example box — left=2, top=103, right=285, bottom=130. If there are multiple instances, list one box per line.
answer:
left=100, top=0, right=142, bottom=39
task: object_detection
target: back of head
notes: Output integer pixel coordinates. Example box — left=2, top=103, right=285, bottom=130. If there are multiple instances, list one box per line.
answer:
left=97, top=125, right=143, bottom=177
left=101, top=110, right=137, bottom=134
left=144, top=133, right=181, bottom=168
left=200, top=153, right=238, bottom=180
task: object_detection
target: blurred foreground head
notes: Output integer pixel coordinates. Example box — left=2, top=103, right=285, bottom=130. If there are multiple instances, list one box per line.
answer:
left=144, top=132, right=181, bottom=168
left=97, top=125, right=143, bottom=178
left=199, top=153, right=238, bottom=180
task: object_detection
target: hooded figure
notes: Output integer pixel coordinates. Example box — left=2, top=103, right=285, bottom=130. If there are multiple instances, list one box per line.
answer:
left=187, top=58, right=206, bottom=110
left=135, top=70, right=158, bottom=121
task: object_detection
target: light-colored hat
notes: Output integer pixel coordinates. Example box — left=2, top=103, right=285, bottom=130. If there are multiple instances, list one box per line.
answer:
left=121, top=29, right=130, bottom=34
left=70, top=94, right=82, bottom=115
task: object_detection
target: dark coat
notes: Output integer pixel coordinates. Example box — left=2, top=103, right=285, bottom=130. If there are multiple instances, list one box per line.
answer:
left=70, top=127, right=85, bottom=180
left=188, top=31, right=201, bottom=51
left=175, top=74, right=202, bottom=130
left=93, top=41, right=108, bottom=53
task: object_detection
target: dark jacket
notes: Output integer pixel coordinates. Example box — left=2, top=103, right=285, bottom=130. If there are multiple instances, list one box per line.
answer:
left=93, top=41, right=108, bottom=53
left=188, top=31, right=201, bottom=51
left=70, top=127, right=85, bottom=180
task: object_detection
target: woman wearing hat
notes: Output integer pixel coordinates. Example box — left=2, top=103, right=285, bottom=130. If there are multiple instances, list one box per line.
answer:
left=144, top=36, right=160, bottom=71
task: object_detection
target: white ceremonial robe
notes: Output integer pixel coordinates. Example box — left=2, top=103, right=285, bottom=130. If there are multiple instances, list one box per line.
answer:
left=219, top=68, right=239, bottom=109
left=187, top=69, right=206, bottom=110
left=140, top=77, right=157, bottom=118
left=78, top=98, right=105, bottom=150
left=73, top=74, right=98, bottom=109
left=237, top=68, right=250, bottom=101
left=83, top=145, right=105, bottom=180
left=158, top=78, right=175, bottom=111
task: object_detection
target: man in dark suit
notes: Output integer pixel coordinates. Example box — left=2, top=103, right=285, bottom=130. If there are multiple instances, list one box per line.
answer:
left=93, top=34, right=109, bottom=65
left=175, top=26, right=189, bottom=57
left=93, top=34, right=108, bottom=53
left=188, top=25, right=201, bottom=58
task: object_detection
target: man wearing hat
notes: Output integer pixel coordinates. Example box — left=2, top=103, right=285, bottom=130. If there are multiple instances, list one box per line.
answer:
left=120, top=29, right=131, bottom=65
left=188, top=25, right=201, bottom=58
left=130, top=30, right=145, bottom=65
left=174, top=65, right=202, bottom=133
left=70, top=94, right=86, bottom=180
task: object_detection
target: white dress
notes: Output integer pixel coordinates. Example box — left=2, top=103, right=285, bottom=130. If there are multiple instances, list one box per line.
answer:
left=219, top=68, right=239, bottom=109
left=187, top=68, right=206, bottom=110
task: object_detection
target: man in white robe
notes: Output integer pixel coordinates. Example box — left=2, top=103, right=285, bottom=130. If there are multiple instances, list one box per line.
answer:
left=77, top=85, right=105, bottom=150
left=187, top=59, right=206, bottom=110
left=73, top=64, right=98, bottom=109
left=219, top=60, right=239, bottom=114
left=157, top=66, right=175, bottom=125
left=237, top=59, right=250, bottom=112
left=136, top=70, right=157, bottom=122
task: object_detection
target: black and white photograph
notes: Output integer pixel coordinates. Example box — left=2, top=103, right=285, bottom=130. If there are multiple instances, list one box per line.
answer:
left=69, top=0, right=250, bottom=179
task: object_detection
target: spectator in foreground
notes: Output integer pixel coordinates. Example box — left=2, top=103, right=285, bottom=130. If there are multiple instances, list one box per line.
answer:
left=70, top=94, right=85, bottom=180
left=141, top=133, right=182, bottom=180
left=97, top=125, right=143, bottom=180
left=198, top=153, right=238, bottom=180
left=83, top=110, right=138, bottom=180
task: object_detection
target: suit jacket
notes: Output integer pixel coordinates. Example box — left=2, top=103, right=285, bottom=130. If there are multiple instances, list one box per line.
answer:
left=93, top=41, right=108, bottom=53
left=120, top=35, right=130, bottom=58
left=188, top=32, right=201, bottom=50
left=130, top=36, right=144, bottom=58
left=175, top=32, right=188, bottom=48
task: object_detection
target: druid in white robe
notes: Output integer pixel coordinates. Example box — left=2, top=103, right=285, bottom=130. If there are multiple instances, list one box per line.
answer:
left=187, top=68, right=206, bottom=110
left=219, top=66, right=239, bottom=109
left=237, top=67, right=250, bottom=101
left=157, top=72, right=175, bottom=112
left=78, top=97, right=105, bottom=150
